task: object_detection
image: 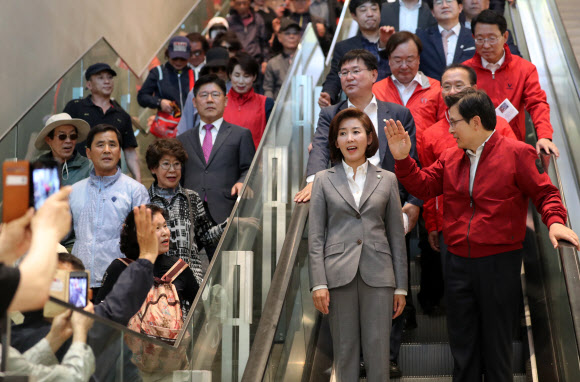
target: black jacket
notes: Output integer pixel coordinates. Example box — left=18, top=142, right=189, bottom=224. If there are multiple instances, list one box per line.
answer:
left=137, top=62, right=194, bottom=112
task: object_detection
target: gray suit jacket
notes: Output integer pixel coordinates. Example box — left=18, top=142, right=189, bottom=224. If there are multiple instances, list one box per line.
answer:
left=380, top=1, right=437, bottom=31
left=306, top=99, right=422, bottom=207
left=308, top=163, right=407, bottom=290
left=177, top=120, right=255, bottom=222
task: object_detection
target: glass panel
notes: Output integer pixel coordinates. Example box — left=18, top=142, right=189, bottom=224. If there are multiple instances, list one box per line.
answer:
left=180, top=24, right=326, bottom=381
left=5, top=298, right=193, bottom=381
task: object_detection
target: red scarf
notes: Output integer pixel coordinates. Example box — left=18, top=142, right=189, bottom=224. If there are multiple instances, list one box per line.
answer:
left=224, top=88, right=267, bottom=150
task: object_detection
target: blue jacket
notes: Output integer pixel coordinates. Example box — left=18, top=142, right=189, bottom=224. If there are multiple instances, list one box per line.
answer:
left=416, top=25, right=476, bottom=81
left=70, top=168, right=149, bottom=287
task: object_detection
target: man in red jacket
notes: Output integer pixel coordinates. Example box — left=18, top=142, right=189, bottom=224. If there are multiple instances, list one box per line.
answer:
left=372, top=31, right=446, bottom=158
left=422, top=64, right=517, bottom=255
left=386, top=89, right=579, bottom=382
left=462, top=10, right=559, bottom=156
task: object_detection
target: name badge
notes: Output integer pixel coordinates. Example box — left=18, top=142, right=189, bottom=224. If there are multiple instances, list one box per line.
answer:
left=495, top=98, right=519, bottom=123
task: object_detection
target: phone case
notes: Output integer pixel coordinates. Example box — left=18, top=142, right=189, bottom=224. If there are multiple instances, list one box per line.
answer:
left=2, top=160, right=30, bottom=222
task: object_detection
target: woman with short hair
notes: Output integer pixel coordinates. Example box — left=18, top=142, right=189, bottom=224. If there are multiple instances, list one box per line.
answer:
left=145, top=139, right=226, bottom=284
left=224, top=52, right=275, bottom=149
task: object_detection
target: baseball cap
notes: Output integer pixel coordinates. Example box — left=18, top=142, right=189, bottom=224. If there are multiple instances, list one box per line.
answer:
left=85, top=63, right=117, bottom=81
left=167, top=36, right=192, bottom=59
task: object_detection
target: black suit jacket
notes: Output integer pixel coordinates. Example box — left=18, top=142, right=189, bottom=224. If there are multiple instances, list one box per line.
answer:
left=178, top=120, right=255, bottom=222
left=416, top=25, right=476, bottom=81
left=306, top=99, right=422, bottom=206
left=322, top=34, right=391, bottom=104
left=380, top=1, right=437, bottom=31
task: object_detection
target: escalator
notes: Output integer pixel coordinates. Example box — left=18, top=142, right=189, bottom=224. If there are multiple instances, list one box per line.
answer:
left=241, top=1, right=580, bottom=382
left=3, top=0, right=580, bottom=380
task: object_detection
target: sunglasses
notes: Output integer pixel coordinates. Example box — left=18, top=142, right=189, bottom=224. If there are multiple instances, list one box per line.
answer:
left=55, top=133, right=78, bottom=141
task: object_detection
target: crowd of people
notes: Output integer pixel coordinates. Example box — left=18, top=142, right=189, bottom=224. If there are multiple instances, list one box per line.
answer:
left=1, top=0, right=579, bottom=381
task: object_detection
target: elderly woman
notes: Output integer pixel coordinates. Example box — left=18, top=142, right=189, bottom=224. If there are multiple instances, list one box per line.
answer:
left=308, top=108, right=407, bottom=381
left=224, top=52, right=275, bottom=149
left=34, top=113, right=92, bottom=186
left=145, top=139, right=226, bottom=284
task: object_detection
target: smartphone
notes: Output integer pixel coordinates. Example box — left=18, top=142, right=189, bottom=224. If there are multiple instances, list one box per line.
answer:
left=68, top=271, right=89, bottom=308
left=30, top=159, right=60, bottom=210
left=2, top=160, right=30, bottom=222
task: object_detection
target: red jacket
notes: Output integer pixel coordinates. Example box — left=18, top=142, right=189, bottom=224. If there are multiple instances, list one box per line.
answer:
left=224, top=88, right=267, bottom=149
left=463, top=45, right=553, bottom=141
left=372, top=74, right=446, bottom=157
left=421, top=116, right=518, bottom=233
left=395, top=132, right=566, bottom=258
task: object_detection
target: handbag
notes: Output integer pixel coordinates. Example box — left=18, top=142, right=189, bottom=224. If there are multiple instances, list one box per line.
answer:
left=149, top=66, right=194, bottom=138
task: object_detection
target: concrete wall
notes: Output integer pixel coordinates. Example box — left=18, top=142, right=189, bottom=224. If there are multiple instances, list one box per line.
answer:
left=0, top=0, right=199, bottom=136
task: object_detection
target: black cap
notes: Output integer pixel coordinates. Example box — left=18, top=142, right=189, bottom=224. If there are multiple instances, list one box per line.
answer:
left=85, top=63, right=117, bottom=81
left=279, top=18, right=301, bottom=33
left=205, top=47, right=229, bottom=68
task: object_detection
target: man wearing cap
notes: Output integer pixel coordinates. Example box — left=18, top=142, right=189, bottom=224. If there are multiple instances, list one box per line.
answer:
left=177, top=47, right=232, bottom=136
left=64, top=63, right=141, bottom=182
left=138, top=36, right=195, bottom=117
left=227, top=0, right=270, bottom=64
left=263, top=18, right=301, bottom=99
left=35, top=113, right=92, bottom=186
left=206, top=17, right=229, bottom=45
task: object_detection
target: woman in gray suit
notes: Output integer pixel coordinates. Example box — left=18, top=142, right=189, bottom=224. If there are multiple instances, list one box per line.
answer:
left=309, top=108, right=408, bottom=381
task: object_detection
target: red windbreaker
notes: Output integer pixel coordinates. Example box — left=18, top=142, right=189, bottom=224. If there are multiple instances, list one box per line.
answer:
left=224, top=88, right=267, bottom=150
left=372, top=74, right=446, bottom=157
left=395, top=133, right=566, bottom=258
left=421, top=116, right=518, bottom=234
left=462, top=45, right=553, bottom=141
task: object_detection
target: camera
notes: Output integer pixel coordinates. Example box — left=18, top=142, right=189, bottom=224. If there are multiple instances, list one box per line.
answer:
left=2, top=158, right=61, bottom=222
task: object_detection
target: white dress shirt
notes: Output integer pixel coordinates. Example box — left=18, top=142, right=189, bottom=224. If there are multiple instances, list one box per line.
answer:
left=312, top=160, right=407, bottom=295
left=438, top=23, right=461, bottom=65
left=391, top=73, right=422, bottom=106
left=399, top=0, right=422, bottom=33
left=481, top=50, right=506, bottom=74
left=466, top=131, right=495, bottom=195
left=198, top=117, right=223, bottom=146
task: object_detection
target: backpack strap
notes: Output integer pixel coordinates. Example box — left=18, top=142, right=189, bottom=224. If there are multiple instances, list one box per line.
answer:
left=188, top=68, right=195, bottom=92
left=156, top=65, right=163, bottom=81
left=161, top=258, right=189, bottom=283
left=118, top=258, right=135, bottom=267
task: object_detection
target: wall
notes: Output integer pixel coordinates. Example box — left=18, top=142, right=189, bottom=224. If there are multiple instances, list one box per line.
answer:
left=0, top=0, right=199, bottom=136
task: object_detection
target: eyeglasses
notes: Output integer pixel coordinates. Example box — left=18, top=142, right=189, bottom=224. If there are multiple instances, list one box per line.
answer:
left=433, top=0, right=457, bottom=4
left=198, top=91, right=223, bottom=100
left=389, top=56, right=418, bottom=67
left=192, top=50, right=203, bottom=57
left=338, top=68, right=371, bottom=78
left=474, top=36, right=501, bottom=45
left=55, top=133, right=78, bottom=141
left=159, top=162, right=182, bottom=170
left=448, top=118, right=465, bottom=129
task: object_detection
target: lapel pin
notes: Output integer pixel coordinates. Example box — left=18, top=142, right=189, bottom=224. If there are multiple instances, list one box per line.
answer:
left=460, top=44, right=464, bottom=49
left=377, top=175, right=382, bottom=179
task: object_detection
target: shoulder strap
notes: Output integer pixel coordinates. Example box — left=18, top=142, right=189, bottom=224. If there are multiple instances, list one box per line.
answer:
left=156, top=65, right=163, bottom=81
left=161, top=258, right=189, bottom=283
left=188, top=69, right=195, bottom=91
left=118, top=258, right=135, bottom=267
left=185, top=191, right=196, bottom=254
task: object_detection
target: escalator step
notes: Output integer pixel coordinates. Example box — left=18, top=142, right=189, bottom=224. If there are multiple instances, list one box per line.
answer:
left=398, top=342, right=525, bottom=376
left=384, top=374, right=527, bottom=381
left=402, top=313, right=448, bottom=343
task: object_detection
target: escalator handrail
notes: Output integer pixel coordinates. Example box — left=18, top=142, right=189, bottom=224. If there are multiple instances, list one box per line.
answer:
left=240, top=200, right=310, bottom=382
left=326, top=0, right=351, bottom=66
left=544, top=0, right=580, bottom=103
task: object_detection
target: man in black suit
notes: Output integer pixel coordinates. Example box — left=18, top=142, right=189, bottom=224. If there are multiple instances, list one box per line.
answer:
left=296, top=49, right=421, bottom=378
left=178, top=74, right=255, bottom=223
left=380, top=0, right=437, bottom=33
left=416, top=0, right=476, bottom=81
left=319, top=0, right=393, bottom=107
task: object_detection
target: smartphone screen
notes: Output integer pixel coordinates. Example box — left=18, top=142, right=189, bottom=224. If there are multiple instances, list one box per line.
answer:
left=31, top=166, right=60, bottom=210
left=68, top=272, right=88, bottom=308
